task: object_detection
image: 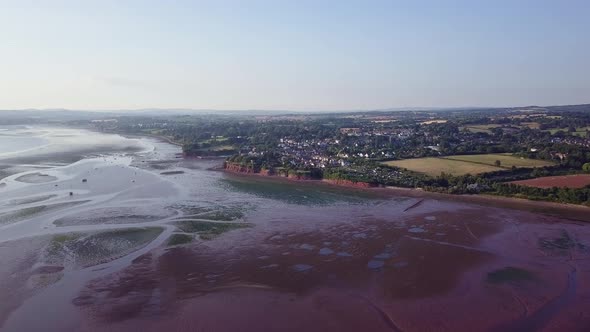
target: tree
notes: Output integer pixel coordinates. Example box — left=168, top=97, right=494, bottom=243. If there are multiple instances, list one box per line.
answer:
left=495, top=160, right=502, bottom=167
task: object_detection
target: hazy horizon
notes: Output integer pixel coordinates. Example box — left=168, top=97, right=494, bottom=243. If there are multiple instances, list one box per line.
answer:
left=3, top=102, right=590, bottom=115
left=1, top=0, right=589, bottom=111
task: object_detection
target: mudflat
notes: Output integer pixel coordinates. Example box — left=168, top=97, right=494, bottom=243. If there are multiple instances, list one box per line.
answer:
left=72, top=203, right=590, bottom=332
left=1, top=126, right=589, bottom=332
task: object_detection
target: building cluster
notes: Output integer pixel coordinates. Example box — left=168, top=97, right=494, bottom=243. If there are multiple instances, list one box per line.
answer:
left=551, top=136, right=590, bottom=148
left=275, top=137, right=344, bottom=168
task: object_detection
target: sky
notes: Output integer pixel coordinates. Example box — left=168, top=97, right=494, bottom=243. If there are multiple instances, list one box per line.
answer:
left=1, top=0, right=589, bottom=111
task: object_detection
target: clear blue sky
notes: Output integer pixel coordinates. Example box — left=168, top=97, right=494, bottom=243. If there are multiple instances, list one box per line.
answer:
left=1, top=0, right=589, bottom=111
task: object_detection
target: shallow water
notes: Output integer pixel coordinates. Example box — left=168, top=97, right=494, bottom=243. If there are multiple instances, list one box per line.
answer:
left=0, top=135, right=48, bottom=155
left=0, top=126, right=589, bottom=332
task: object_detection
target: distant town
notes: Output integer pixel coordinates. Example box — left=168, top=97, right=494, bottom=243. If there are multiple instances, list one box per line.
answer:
left=76, top=104, right=590, bottom=205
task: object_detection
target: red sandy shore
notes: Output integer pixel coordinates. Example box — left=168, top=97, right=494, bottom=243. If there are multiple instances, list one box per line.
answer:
left=72, top=206, right=590, bottom=332
left=511, top=174, right=590, bottom=189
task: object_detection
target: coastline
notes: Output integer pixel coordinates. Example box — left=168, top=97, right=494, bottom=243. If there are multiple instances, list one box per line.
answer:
left=118, top=132, right=184, bottom=147
left=120, top=132, right=232, bottom=159
left=221, top=167, right=590, bottom=222
left=101, top=130, right=590, bottom=221
left=115, top=132, right=588, bottom=218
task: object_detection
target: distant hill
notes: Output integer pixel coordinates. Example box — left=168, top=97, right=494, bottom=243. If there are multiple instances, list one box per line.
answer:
left=1, top=103, right=589, bottom=124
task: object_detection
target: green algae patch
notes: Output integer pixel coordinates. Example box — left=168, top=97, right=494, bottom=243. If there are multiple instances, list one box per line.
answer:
left=53, top=206, right=174, bottom=227
left=43, top=227, right=163, bottom=268
left=0, top=205, right=47, bottom=225
left=171, top=204, right=247, bottom=222
left=167, top=233, right=194, bottom=246
left=487, top=267, right=535, bottom=284
left=0, top=200, right=90, bottom=226
left=198, top=209, right=244, bottom=221
left=10, top=194, right=57, bottom=205
left=174, top=220, right=251, bottom=240
left=51, top=233, right=83, bottom=245
left=539, top=231, right=584, bottom=251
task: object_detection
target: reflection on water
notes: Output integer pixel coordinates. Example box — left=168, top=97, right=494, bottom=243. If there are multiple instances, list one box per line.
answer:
left=0, top=135, right=48, bottom=155
left=221, top=177, right=381, bottom=206
left=0, top=125, right=148, bottom=166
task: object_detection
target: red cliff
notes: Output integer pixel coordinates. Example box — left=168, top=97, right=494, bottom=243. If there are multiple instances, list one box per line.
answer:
left=223, top=162, right=378, bottom=188
left=224, top=162, right=256, bottom=174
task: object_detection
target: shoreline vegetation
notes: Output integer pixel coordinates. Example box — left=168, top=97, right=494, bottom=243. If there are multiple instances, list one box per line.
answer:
left=222, top=162, right=590, bottom=221
left=111, top=130, right=590, bottom=209
left=222, top=162, right=590, bottom=217
left=223, top=161, right=380, bottom=188
left=222, top=159, right=590, bottom=206
left=119, top=132, right=184, bottom=147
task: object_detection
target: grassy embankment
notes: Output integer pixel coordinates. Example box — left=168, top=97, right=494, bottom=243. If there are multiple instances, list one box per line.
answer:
left=383, top=153, right=555, bottom=177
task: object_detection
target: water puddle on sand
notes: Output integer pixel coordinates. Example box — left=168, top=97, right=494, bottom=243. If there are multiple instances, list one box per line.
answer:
left=15, top=172, right=58, bottom=183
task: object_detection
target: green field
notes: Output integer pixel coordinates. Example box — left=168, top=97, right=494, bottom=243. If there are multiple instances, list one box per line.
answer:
left=208, top=144, right=236, bottom=151
left=200, top=137, right=229, bottom=144
left=462, top=123, right=542, bottom=133
left=443, top=154, right=554, bottom=168
left=383, top=158, right=502, bottom=176
left=383, top=153, right=555, bottom=177
left=544, top=127, right=590, bottom=137
left=520, top=122, right=541, bottom=129
left=461, top=124, right=502, bottom=134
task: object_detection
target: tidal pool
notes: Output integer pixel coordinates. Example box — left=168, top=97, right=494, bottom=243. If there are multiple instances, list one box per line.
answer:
left=15, top=172, right=58, bottom=183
